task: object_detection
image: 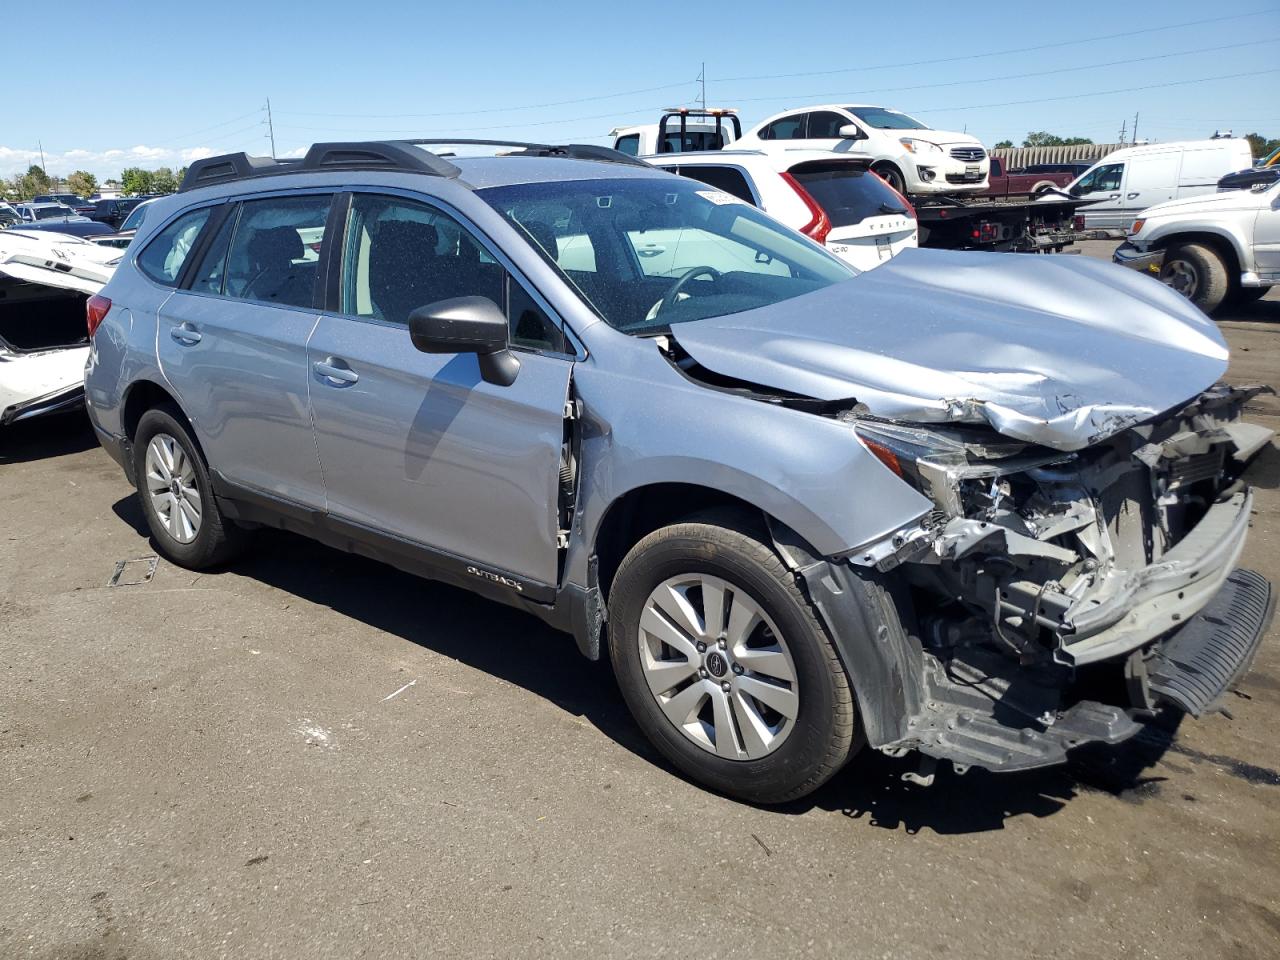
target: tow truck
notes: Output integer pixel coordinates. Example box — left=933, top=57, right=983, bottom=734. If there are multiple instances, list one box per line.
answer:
left=614, top=108, right=1087, bottom=253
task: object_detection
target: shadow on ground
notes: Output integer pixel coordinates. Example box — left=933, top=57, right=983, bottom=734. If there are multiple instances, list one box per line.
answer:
left=0, top=409, right=96, bottom=464
left=108, top=497, right=1222, bottom=835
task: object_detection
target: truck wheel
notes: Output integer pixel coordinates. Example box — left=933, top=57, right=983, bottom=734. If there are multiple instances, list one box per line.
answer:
left=873, top=163, right=907, bottom=195
left=1031, top=181, right=1057, bottom=196
left=133, top=405, right=250, bottom=569
left=1160, top=243, right=1230, bottom=313
left=607, top=512, right=857, bottom=804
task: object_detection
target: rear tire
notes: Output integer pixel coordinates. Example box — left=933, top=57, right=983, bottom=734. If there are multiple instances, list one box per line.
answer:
left=133, top=405, right=249, bottom=570
left=1160, top=242, right=1230, bottom=314
left=607, top=513, right=857, bottom=804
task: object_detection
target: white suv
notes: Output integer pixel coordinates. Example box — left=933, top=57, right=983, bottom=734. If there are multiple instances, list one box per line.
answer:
left=1113, top=177, right=1280, bottom=313
left=645, top=149, right=917, bottom=271
left=735, top=104, right=989, bottom=197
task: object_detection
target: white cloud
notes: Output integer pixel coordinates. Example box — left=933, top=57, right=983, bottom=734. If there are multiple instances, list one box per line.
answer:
left=1, top=143, right=256, bottom=180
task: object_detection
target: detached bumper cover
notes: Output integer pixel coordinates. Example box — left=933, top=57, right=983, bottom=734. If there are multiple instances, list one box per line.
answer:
left=1112, top=241, right=1163, bottom=274
left=1148, top=567, right=1274, bottom=716
left=0, top=381, right=84, bottom=425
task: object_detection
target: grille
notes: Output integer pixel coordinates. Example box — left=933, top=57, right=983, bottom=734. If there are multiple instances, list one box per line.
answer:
left=949, top=147, right=986, bottom=161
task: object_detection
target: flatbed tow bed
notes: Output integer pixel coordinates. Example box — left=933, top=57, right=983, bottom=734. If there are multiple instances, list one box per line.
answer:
left=913, top=193, right=1089, bottom=253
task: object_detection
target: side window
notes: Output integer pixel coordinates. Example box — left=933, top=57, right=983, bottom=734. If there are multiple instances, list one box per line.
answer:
left=807, top=111, right=849, bottom=139
left=136, top=207, right=212, bottom=286
left=224, top=195, right=330, bottom=308
left=615, top=134, right=640, bottom=156
left=762, top=114, right=805, bottom=141
left=677, top=166, right=756, bottom=205
left=188, top=205, right=239, bottom=294
left=1076, top=163, right=1123, bottom=194
left=340, top=193, right=503, bottom=326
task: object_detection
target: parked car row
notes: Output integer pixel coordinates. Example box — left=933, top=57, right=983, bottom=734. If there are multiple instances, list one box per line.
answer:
left=46, top=137, right=1270, bottom=805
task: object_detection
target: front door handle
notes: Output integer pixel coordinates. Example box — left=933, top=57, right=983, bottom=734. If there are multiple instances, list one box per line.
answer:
left=170, top=322, right=202, bottom=345
left=1106, top=193, right=1121, bottom=200
left=313, top=357, right=359, bottom=386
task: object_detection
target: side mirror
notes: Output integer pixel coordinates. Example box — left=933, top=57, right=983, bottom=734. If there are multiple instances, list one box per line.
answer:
left=408, top=296, right=520, bottom=386
left=1069, top=184, right=1084, bottom=197
left=838, top=124, right=864, bottom=140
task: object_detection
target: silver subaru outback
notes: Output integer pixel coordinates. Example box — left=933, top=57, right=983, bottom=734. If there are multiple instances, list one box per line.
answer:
left=83, top=140, right=1274, bottom=803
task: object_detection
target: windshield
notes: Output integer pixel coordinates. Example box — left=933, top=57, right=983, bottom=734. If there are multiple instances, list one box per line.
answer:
left=478, top=177, right=853, bottom=335
left=34, top=206, right=70, bottom=220
left=845, top=107, right=929, bottom=130
left=120, top=202, right=150, bottom=231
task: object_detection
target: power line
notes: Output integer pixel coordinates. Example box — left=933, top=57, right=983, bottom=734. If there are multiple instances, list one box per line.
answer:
left=275, top=80, right=695, bottom=120
left=712, top=10, right=1274, bottom=84
left=910, top=67, right=1280, bottom=115
left=717, top=37, right=1279, bottom=106
left=149, top=109, right=263, bottom=146
left=272, top=104, right=667, bottom=137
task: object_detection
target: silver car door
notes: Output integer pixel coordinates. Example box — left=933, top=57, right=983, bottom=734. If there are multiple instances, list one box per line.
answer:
left=306, top=191, right=573, bottom=592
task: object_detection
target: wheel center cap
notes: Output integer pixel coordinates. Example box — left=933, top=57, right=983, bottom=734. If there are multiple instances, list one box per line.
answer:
left=705, top=651, right=729, bottom=679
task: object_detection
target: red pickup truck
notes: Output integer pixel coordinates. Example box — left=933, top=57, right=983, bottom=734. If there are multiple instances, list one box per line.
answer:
left=980, top=158, right=1076, bottom=198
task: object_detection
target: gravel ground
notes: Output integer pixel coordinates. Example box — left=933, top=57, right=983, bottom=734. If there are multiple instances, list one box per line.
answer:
left=2, top=241, right=1278, bottom=959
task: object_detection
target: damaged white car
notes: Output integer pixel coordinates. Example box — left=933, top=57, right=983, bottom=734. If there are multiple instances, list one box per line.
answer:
left=1, top=230, right=118, bottom=425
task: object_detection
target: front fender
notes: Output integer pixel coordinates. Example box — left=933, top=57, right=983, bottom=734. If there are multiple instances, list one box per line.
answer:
left=1146, top=220, right=1249, bottom=267
left=564, top=351, right=933, bottom=589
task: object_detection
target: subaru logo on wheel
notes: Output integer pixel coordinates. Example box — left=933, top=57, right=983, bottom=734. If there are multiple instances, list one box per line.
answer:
left=705, top=651, right=728, bottom=678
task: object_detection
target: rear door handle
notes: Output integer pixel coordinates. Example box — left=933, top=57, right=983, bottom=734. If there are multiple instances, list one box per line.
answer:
left=169, top=323, right=202, bottom=345
left=313, top=357, right=359, bottom=386
left=1126, top=192, right=1141, bottom=199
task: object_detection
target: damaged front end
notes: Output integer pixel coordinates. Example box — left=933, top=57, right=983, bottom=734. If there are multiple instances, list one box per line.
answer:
left=845, top=384, right=1275, bottom=774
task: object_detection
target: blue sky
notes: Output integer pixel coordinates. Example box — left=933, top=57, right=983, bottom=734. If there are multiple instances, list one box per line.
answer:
left=5, top=0, right=1279, bottom=179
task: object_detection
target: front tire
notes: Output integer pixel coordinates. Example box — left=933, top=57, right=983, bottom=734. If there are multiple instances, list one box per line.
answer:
left=1160, top=242, right=1230, bottom=313
left=873, top=163, right=907, bottom=196
left=133, top=405, right=249, bottom=569
left=607, top=514, right=857, bottom=804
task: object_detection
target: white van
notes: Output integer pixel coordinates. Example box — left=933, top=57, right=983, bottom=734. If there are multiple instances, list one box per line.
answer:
left=1056, top=139, right=1252, bottom=231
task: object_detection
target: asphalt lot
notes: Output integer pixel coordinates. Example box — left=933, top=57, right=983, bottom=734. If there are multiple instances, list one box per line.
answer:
left=2, top=240, right=1278, bottom=960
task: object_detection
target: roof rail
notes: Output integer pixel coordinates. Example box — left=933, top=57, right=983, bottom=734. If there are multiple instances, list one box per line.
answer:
left=179, top=137, right=644, bottom=192
left=399, top=139, right=650, bottom=168
left=179, top=141, right=462, bottom=192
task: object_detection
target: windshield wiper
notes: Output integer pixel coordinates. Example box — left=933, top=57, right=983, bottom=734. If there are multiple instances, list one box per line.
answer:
left=879, top=202, right=908, bottom=215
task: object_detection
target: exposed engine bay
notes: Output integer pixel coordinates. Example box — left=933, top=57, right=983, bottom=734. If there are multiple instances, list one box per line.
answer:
left=842, top=384, right=1274, bottom=771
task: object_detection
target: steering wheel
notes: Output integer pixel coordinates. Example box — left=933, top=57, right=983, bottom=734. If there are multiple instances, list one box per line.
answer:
left=656, top=265, right=722, bottom=315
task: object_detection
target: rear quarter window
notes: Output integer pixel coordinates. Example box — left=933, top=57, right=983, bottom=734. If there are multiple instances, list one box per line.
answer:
left=675, top=165, right=757, bottom=204
left=136, top=208, right=212, bottom=286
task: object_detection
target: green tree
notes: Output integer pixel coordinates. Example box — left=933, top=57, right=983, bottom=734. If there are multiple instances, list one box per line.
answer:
left=120, top=167, right=154, bottom=195
left=1243, top=132, right=1280, bottom=160
left=150, top=166, right=178, bottom=194
left=18, top=163, right=51, bottom=200
left=1021, top=132, right=1094, bottom=147
left=993, top=139, right=1014, bottom=149
left=67, top=170, right=98, bottom=198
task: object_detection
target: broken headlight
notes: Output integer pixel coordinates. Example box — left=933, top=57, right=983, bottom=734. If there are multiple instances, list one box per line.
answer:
left=852, top=419, right=1067, bottom=516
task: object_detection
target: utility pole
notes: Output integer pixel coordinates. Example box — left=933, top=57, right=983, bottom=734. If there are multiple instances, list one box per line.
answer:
left=1131, top=111, right=1139, bottom=145
left=265, top=97, right=277, bottom=159
left=1118, top=118, right=1127, bottom=146
left=38, top=140, right=46, bottom=176
left=698, top=62, right=706, bottom=111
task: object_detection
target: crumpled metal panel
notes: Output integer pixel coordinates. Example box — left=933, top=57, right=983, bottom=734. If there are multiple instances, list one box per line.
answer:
left=669, top=248, right=1229, bottom=451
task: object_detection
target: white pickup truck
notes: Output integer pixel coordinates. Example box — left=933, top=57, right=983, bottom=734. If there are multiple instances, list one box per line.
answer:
left=1113, top=173, right=1280, bottom=313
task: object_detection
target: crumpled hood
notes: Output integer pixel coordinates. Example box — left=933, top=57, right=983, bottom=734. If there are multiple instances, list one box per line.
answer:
left=668, top=248, right=1229, bottom=451
left=908, top=129, right=983, bottom=147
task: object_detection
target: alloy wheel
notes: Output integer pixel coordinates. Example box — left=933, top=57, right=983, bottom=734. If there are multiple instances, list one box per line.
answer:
left=638, top=573, right=799, bottom=760
left=144, top=433, right=202, bottom=544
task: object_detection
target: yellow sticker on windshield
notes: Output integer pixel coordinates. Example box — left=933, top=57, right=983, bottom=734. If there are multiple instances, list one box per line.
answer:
left=696, top=190, right=744, bottom=206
